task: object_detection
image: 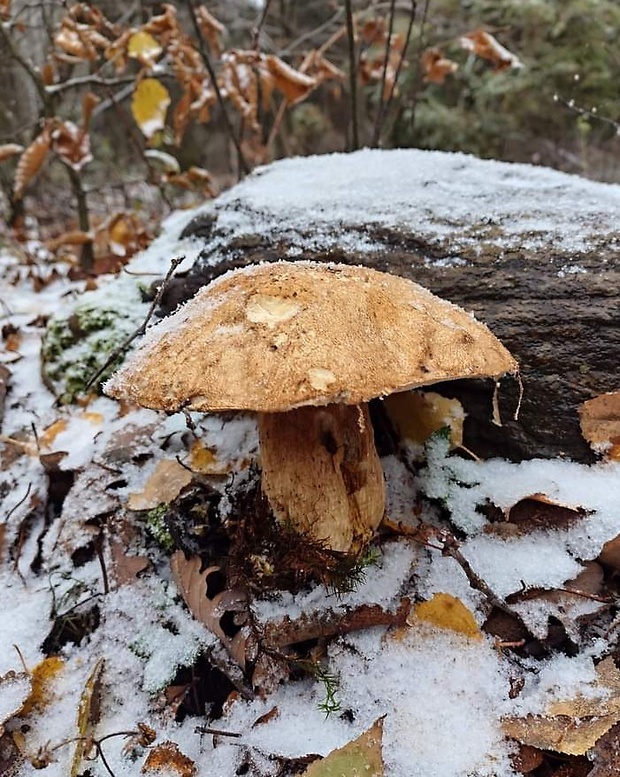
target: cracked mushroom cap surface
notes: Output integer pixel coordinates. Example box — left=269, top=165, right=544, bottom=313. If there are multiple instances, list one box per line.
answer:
left=105, top=261, right=518, bottom=413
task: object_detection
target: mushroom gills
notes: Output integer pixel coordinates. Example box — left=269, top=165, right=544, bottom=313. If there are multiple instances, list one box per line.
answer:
left=258, top=403, right=386, bottom=554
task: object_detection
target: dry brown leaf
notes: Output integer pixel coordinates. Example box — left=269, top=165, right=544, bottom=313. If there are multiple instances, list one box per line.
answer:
left=46, top=230, right=93, bottom=251
left=41, top=61, right=56, bottom=85
left=0, top=0, right=11, bottom=20
left=13, top=128, right=52, bottom=199
left=265, top=55, right=317, bottom=104
left=460, top=29, right=523, bottom=70
left=409, top=593, right=482, bottom=640
left=196, top=5, right=225, bottom=58
left=142, top=741, right=196, bottom=776
left=0, top=143, right=24, bottom=162
left=54, top=23, right=98, bottom=60
left=165, top=167, right=217, bottom=198
left=303, top=717, right=385, bottom=777
left=109, top=539, right=149, bottom=586
left=170, top=552, right=249, bottom=669
left=422, top=46, right=459, bottom=84
left=172, top=89, right=192, bottom=146
left=71, top=658, right=104, bottom=777
left=127, top=459, right=192, bottom=511
left=50, top=120, right=93, bottom=171
left=359, top=18, right=387, bottom=45
left=503, top=657, right=620, bottom=756
left=579, top=391, right=620, bottom=460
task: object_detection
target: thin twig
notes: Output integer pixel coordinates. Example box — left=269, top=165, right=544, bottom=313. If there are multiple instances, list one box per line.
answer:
left=343, top=0, right=359, bottom=150
left=371, top=0, right=397, bottom=147
left=45, top=75, right=136, bottom=96
left=408, top=0, right=431, bottom=133
left=6, top=483, right=32, bottom=522
left=84, top=254, right=184, bottom=391
left=184, top=0, right=250, bottom=177
left=380, top=0, right=417, bottom=142
left=554, top=94, right=620, bottom=131
left=252, top=0, right=274, bottom=51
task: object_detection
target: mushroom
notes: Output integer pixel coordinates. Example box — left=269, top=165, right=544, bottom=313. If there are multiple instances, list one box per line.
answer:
left=105, top=261, right=517, bottom=554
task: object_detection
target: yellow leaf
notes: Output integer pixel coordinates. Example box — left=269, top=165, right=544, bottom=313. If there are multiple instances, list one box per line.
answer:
left=131, top=78, right=171, bottom=138
left=128, top=30, right=163, bottom=67
left=40, top=419, right=68, bottom=449
left=303, top=717, right=385, bottom=777
left=19, top=656, right=64, bottom=716
left=384, top=390, right=464, bottom=450
left=127, top=459, right=192, bottom=511
left=411, top=593, right=482, bottom=640
left=71, top=658, right=104, bottom=777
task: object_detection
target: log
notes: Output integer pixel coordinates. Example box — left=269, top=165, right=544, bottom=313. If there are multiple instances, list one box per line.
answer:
left=160, top=149, right=620, bottom=462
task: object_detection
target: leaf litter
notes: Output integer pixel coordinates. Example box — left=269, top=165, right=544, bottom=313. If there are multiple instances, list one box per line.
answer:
left=1, top=151, right=620, bottom=777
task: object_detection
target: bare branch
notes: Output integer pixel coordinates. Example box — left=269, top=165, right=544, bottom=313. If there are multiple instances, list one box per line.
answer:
left=184, top=0, right=250, bottom=177
left=371, top=0, right=397, bottom=148
left=45, top=74, right=136, bottom=96
left=344, top=0, right=359, bottom=150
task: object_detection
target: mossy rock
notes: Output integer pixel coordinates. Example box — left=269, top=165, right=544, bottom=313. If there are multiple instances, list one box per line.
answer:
left=41, top=299, right=145, bottom=404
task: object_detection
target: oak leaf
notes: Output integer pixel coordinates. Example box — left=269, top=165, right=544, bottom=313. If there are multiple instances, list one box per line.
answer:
left=142, top=741, right=195, bottom=776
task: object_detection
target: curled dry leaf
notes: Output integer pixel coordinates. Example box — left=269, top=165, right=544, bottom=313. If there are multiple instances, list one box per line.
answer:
left=196, top=5, right=225, bottom=58
left=0, top=143, right=24, bottom=162
left=165, top=167, right=218, bottom=198
left=264, top=54, right=317, bottom=104
left=579, top=391, right=620, bottom=460
left=71, top=658, right=104, bottom=777
left=13, top=128, right=52, bottom=199
left=422, top=47, right=459, bottom=84
left=460, top=29, right=523, bottom=70
left=51, top=120, right=93, bottom=171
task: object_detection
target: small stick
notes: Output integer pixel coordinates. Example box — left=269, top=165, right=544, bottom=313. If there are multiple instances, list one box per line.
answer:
left=371, top=0, right=397, bottom=147
left=84, top=255, right=184, bottom=392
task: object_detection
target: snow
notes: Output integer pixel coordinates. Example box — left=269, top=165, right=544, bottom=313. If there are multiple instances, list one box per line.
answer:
left=2, top=149, right=620, bottom=776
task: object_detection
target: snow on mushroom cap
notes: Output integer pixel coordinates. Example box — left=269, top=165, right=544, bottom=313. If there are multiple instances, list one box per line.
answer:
left=104, top=261, right=518, bottom=413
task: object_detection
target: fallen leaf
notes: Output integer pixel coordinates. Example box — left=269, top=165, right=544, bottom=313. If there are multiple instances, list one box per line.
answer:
left=131, top=78, right=171, bottom=139
left=195, top=5, right=225, bottom=58
left=109, top=539, right=149, bottom=586
left=384, top=390, right=464, bottom=450
left=503, top=657, right=620, bottom=756
left=410, top=592, right=482, bottom=640
left=170, top=552, right=249, bottom=669
left=71, top=658, right=104, bottom=777
left=18, top=656, right=64, bottom=716
left=579, top=391, right=620, bottom=460
left=142, top=741, right=196, bottom=776
left=127, top=459, right=193, bottom=511
left=0, top=672, right=32, bottom=734
left=302, top=717, right=385, bottom=777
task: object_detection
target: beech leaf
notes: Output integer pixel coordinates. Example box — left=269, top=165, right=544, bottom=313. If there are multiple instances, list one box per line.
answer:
left=13, top=128, right=52, bottom=199
left=131, top=78, right=171, bottom=138
left=127, top=459, right=192, bottom=511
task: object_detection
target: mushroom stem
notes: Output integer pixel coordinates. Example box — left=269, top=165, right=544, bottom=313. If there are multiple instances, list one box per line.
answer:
left=257, top=403, right=386, bottom=554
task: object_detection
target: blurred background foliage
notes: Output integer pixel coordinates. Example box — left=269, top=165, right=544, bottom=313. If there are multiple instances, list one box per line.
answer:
left=1, top=0, right=619, bottom=253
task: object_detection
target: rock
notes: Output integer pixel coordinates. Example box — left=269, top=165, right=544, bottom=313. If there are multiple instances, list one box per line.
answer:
left=160, top=149, right=620, bottom=462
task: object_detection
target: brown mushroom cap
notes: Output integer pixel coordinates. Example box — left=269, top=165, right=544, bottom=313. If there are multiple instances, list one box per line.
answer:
left=105, top=261, right=518, bottom=412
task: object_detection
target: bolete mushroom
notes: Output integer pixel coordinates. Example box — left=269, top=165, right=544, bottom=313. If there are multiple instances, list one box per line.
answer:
left=105, top=261, right=517, bottom=553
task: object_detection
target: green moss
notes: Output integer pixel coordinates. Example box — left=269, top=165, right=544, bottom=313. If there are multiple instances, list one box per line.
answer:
left=41, top=300, right=141, bottom=404
left=145, top=505, right=175, bottom=552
